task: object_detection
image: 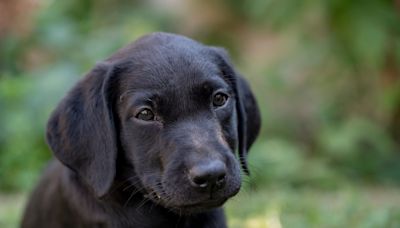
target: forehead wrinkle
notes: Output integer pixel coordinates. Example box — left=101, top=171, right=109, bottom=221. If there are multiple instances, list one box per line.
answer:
left=127, top=42, right=221, bottom=87
left=121, top=48, right=227, bottom=112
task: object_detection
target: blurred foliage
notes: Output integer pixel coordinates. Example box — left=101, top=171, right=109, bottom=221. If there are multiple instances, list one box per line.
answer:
left=1, top=0, right=400, bottom=197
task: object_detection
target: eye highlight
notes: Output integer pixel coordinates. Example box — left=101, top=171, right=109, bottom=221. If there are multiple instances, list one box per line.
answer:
left=135, top=108, right=155, bottom=121
left=213, top=92, right=229, bottom=107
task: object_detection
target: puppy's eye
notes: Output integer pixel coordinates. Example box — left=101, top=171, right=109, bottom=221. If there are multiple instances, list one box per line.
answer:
left=213, top=92, right=229, bottom=107
left=136, top=108, right=155, bottom=121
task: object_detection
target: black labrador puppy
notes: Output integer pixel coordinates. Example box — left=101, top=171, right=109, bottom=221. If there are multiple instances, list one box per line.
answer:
left=21, top=32, right=260, bottom=228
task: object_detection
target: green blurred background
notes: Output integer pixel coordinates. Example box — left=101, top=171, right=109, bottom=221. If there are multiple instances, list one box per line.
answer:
left=1, top=0, right=400, bottom=227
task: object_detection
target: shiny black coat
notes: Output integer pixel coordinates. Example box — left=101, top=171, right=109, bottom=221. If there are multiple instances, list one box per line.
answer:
left=21, top=32, right=260, bottom=228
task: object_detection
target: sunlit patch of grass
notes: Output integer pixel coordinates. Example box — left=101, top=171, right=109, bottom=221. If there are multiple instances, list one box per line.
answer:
left=0, top=193, right=26, bottom=228
left=226, top=186, right=400, bottom=228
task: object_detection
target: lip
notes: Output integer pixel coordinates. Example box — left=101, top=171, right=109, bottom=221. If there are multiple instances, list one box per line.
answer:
left=148, top=191, right=228, bottom=209
left=176, top=198, right=228, bottom=209
left=161, top=198, right=229, bottom=215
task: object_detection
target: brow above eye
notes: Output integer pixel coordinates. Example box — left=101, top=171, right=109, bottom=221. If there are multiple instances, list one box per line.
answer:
left=123, top=91, right=161, bottom=118
left=199, top=78, right=232, bottom=95
left=127, top=91, right=159, bottom=106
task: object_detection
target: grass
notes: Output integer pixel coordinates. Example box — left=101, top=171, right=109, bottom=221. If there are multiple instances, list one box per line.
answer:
left=226, top=186, right=400, bottom=228
left=1, top=186, right=400, bottom=228
left=0, top=194, right=26, bottom=228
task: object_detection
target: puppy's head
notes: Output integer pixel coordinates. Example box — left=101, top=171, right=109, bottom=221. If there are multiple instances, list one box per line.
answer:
left=46, top=33, right=260, bottom=213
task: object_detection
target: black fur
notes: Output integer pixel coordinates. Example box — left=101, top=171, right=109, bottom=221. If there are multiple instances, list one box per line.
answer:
left=21, top=32, right=261, bottom=228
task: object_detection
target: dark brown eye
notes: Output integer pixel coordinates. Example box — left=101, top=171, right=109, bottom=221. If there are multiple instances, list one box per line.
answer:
left=136, top=108, right=155, bottom=121
left=213, top=92, right=229, bottom=107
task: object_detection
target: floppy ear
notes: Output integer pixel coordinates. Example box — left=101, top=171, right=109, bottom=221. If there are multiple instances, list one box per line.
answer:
left=209, top=48, right=261, bottom=175
left=46, top=62, right=119, bottom=197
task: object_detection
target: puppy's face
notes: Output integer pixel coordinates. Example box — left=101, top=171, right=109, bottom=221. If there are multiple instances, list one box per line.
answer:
left=116, top=39, right=241, bottom=212
left=46, top=33, right=260, bottom=215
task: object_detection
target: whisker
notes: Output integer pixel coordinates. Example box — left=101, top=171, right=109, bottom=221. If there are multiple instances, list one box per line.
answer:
left=135, top=196, right=151, bottom=212
left=123, top=189, right=137, bottom=207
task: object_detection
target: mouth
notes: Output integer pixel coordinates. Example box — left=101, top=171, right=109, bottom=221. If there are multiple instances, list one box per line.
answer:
left=167, top=198, right=229, bottom=214
left=178, top=198, right=228, bottom=209
left=143, top=186, right=229, bottom=213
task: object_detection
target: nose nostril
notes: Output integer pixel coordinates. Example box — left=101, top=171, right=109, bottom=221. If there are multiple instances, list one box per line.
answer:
left=217, top=174, right=226, bottom=182
left=192, top=176, right=208, bottom=188
left=190, top=173, right=227, bottom=189
left=216, top=174, right=226, bottom=188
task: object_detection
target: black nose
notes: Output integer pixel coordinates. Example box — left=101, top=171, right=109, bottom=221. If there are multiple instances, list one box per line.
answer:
left=188, top=160, right=227, bottom=190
